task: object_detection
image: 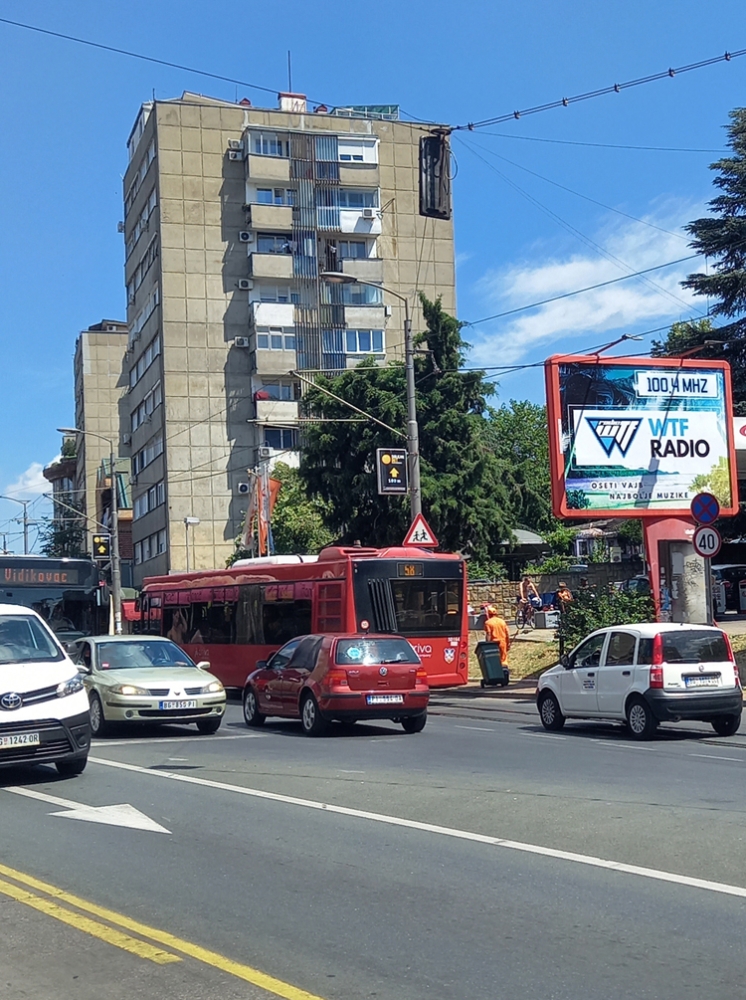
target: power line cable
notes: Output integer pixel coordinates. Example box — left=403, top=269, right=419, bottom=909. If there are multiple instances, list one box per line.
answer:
left=463, top=135, right=689, bottom=240
left=0, top=16, right=324, bottom=104
left=474, top=129, right=729, bottom=154
left=464, top=254, right=699, bottom=327
left=457, top=48, right=746, bottom=130
left=456, top=136, right=704, bottom=316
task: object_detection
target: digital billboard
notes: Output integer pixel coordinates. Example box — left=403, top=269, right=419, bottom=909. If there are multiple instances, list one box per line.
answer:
left=545, top=355, right=738, bottom=518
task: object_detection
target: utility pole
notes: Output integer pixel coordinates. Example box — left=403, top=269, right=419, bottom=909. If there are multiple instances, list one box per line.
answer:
left=0, top=496, right=30, bottom=554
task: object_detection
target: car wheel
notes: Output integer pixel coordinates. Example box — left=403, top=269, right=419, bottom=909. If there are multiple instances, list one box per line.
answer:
left=56, top=757, right=87, bottom=778
left=538, top=691, right=565, bottom=731
left=401, top=713, right=427, bottom=734
left=626, top=696, right=657, bottom=740
left=88, top=692, right=109, bottom=737
left=196, top=717, right=222, bottom=735
left=301, top=693, right=328, bottom=737
left=242, top=687, right=266, bottom=727
left=500, top=676, right=510, bottom=687
left=712, top=714, right=741, bottom=737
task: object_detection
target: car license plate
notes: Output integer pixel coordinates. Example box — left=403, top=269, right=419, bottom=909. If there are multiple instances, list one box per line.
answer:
left=684, top=676, right=718, bottom=688
left=158, top=700, right=198, bottom=710
left=0, top=732, right=40, bottom=749
left=366, top=694, right=404, bottom=705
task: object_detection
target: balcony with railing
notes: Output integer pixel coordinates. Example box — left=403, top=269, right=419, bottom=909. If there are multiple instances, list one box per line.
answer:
left=249, top=253, right=294, bottom=280
left=247, top=203, right=293, bottom=231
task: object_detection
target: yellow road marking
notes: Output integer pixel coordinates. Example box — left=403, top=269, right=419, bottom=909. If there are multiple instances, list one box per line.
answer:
left=0, top=863, right=327, bottom=1000
left=0, top=877, right=179, bottom=965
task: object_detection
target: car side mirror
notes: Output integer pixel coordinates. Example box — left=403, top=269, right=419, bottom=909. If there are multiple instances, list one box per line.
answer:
left=78, top=663, right=92, bottom=675
left=560, top=654, right=571, bottom=670
left=196, top=660, right=211, bottom=671
left=256, top=659, right=268, bottom=671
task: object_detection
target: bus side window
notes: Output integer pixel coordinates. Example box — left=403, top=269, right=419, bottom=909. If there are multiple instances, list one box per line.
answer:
left=237, top=585, right=263, bottom=644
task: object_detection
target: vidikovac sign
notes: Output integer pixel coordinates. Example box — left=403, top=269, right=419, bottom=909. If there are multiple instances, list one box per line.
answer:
left=545, top=355, right=738, bottom=518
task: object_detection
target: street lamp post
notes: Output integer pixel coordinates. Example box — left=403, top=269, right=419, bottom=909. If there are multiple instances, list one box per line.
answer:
left=57, top=427, right=122, bottom=636
left=319, top=272, right=422, bottom=519
left=184, top=517, right=200, bottom=572
left=0, top=496, right=30, bottom=554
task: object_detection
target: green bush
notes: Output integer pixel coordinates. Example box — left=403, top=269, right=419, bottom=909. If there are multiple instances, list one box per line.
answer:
left=557, top=587, right=655, bottom=650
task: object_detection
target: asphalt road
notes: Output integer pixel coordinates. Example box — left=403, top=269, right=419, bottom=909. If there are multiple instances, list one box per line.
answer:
left=3, top=698, right=746, bottom=1000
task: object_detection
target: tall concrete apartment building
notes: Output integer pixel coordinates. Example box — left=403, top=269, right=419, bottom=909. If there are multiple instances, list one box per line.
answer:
left=123, top=91, right=455, bottom=585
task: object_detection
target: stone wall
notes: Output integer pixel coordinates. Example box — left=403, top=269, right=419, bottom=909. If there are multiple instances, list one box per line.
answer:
left=468, top=560, right=644, bottom=614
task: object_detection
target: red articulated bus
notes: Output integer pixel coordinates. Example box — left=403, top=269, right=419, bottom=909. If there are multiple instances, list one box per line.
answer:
left=140, top=545, right=468, bottom=689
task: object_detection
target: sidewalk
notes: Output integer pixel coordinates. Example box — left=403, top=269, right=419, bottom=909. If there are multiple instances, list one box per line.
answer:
left=429, top=678, right=538, bottom=717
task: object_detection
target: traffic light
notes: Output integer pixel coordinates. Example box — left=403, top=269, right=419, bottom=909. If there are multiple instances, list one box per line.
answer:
left=92, top=533, right=111, bottom=560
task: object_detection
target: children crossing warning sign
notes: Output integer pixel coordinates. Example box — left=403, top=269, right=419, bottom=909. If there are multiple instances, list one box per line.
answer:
left=403, top=514, right=438, bottom=548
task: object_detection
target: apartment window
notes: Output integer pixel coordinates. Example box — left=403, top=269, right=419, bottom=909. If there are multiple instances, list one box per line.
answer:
left=338, top=189, right=379, bottom=209
left=129, top=334, right=161, bottom=388
left=256, top=188, right=296, bottom=205
left=338, top=138, right=378, bottom=164
left=255, top=284, right=299, bottom=304
left=346, top=329, right=384, bottom=354
left=321, top=283, right=382, bottom=306
left=130, top=283, right=160, bottom=337
left=337, top=240, right=367, bottom=259
left=252, top=133, right=290, bottom=157
left=264, top=428, right=298, bottom=450
left=257, top=233, right=293, bottom=255
left=131, top=433, right=163, bottom=477
left=134, top=530, right=166, bottom=566
left=133, top=480, right=165, bottom=521
left=257, top=380, right=300, bottom=401
left=256, top=328, right=296, bottom=351
left=130, top=380, right=163, bottom=432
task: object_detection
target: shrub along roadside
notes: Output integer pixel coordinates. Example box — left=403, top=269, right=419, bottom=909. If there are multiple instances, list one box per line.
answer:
left=557, top=588, right=656, bottom=651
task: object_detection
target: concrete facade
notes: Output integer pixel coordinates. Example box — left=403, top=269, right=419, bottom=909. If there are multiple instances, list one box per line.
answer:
left=122, top=93, right=456, bottom=585
left=72, top=320, right=130, bottom=553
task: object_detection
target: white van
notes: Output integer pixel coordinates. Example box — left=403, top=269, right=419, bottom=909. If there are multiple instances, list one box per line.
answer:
left=0, top=604, right=91, bottom=776
left=537, top=622, right=742, bottom=740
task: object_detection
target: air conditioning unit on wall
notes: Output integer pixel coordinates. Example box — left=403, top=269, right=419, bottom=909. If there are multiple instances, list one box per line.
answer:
left=238, top=279, right=252, bottom=291
left=234, top=337, right=250, bottom=348
left=239, top=231, right=253, bottom=243
left=258, top=446, right=271, bottom=459
left=362, top=207, right=376, bottom=220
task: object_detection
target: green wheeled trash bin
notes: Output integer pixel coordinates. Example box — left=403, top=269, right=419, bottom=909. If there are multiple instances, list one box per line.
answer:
left=475, top=641, right=509, bottom=688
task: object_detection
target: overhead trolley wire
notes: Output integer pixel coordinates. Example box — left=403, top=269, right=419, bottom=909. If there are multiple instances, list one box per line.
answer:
left=457, top=49, right=746, bottom=131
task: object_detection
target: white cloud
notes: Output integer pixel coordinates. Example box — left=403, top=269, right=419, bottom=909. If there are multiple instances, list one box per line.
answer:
left=466, top=206, right=707, bottom=368
left=4, top=462, right=49, bottom=500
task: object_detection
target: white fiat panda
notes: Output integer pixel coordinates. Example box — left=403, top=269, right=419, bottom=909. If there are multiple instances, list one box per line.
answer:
left=537, top=623, right=742, bottom=740
left=0, top=604, right=91, bottom=775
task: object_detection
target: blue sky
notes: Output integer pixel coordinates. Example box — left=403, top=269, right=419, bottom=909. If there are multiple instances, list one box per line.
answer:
left=1, top=0, right=744, bottom=551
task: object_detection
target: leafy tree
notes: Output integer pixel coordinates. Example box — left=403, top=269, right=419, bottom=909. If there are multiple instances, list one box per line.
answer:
left=39, top=509, right=87, bottom=559
left=486, top=400, right=553, bottom=533
left=270, top=463, right=335, bottom=554
left=654, top=109, right=746, bottom=408
left=298, top=295, right=515, bottom=563
left=691, top=456, right=733, bottom=508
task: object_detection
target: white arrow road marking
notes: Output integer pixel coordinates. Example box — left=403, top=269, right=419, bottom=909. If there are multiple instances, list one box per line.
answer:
left=3, top=786, right=171, bottom=834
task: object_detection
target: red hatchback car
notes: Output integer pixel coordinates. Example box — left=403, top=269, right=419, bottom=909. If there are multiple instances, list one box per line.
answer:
left=242, top=634, right=430, bottom=736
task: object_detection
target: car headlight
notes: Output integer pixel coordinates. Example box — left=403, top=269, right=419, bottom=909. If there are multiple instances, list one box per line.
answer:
left=112, top=684, right=149, bottom=696
left=57, top=675, right=85, bottom=698
left=205, top=680, right=224, bottom=694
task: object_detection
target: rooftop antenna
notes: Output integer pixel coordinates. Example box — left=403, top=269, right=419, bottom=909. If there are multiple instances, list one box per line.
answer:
left=287, top=50, right=292, bottom=92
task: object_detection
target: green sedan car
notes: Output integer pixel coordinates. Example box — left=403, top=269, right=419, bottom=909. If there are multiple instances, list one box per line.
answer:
left=67, top=636, right=226, bottom=738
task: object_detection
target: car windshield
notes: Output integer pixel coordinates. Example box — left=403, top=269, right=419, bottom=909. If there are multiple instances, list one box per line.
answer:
left=661, top=631, right=729, bottom=664
left=335, top=638, right=419, bottom=666
left=0, top=614, right=63, bottom=665
left=96, top=640, right=196, bottom=670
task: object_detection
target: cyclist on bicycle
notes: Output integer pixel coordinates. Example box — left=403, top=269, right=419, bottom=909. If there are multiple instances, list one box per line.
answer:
left=517, top=575, right=542, bottom=625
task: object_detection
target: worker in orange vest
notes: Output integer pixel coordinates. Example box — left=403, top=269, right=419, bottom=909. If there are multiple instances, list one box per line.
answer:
left=483, top=605, right=510, bottom=665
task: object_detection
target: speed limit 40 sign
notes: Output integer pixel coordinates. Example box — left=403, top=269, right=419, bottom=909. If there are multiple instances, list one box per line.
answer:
left=693, top=524, right=722, bottom=559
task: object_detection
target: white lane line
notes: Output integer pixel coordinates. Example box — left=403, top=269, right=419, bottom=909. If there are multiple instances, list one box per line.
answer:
left=93, top=734, right=266, bottom=747
left=589, top=740, right=655, bottom=751
left=521, top=732, right=566, bottom=740
left=454, top=725, right=496, bottom=732
left=689, top=753, right=745, bottom=762
left=89, top=756, right=746, bottom=901
left=338, top=769, right=365, bottom=774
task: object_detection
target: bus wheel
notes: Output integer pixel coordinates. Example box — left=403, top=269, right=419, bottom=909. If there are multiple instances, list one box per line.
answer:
left=242, top=687, right=266, bottom=727
left=89, top=692, right=109, bottom=737
left=301, top=693, right=328, bottom=737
